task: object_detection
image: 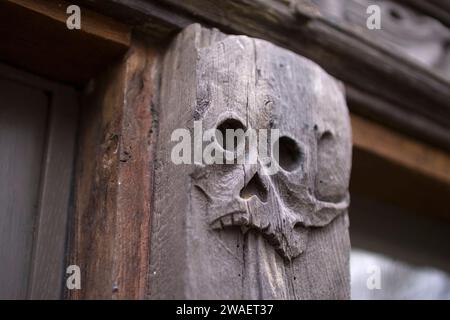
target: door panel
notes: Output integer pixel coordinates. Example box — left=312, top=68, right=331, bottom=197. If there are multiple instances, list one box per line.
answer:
left=0, top=78, right=49, bottom=299
left=0, top=64, right=79, bottom=299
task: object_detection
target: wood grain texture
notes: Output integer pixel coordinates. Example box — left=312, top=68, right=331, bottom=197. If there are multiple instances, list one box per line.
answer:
left=346, top=85, right=450, bottom=154
left=149, top=24, right=351, bottom=299
left=313, top=0, right=450, bottom=79
left=74, top=0, right=450, bottom=152
left=68, top=39, right=157, bottom=299
left=397, top=0, right=450, bottom=28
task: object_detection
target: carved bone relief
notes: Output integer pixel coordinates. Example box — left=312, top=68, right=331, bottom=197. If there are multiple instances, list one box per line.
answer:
left=150, top=24, right=352, bottom=300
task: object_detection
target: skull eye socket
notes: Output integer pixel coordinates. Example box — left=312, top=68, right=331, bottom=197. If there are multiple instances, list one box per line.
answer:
left=315, top=130, right=346, bottom=202
left=216, top=118, right=246, bottom=152
left=273, top=136, right=302, bottom=172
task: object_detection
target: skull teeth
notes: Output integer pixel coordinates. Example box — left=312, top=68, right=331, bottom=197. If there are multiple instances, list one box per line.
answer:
left=211, top=212, right=248, bottom=229
left=221, top=215, right=233, bottom=227
left=240, top=225, right=250, bottom=234
left=210, top=219, right=222, bottom=229
left=210, top=214, right=304, bottom=260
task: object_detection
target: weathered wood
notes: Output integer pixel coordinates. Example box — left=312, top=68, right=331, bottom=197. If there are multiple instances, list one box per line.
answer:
left=0, top=0, right=131, bottom=85
left=74, top=0, right=450, bottom=152
left=68, top=39, right=157, bottom=299
left=149, top=24, right=351, bottom=299
left=351, top=115, right=450, bottom=221
left=346, top=85, right=450, bottom=155
left=352, top=114, right=450, bottom=185
left=397, top=0, right=450, bottom=29
left=314, top=0, right=450, bottom=79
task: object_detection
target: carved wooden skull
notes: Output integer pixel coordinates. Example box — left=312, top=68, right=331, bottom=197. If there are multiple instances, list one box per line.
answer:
left=190, top=36, right=351, bottom=261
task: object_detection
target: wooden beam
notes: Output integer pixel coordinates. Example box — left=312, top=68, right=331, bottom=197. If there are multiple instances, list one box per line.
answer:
left=396, top=0, right=450, bottom=28
left=9, top=0, right=130, bottom=46
left=347, top=86, right=450, bottom=159
left=0, top=0, right=131, bottom=85
left=351, top=114, right=450, bottom=185
left=74, top=0, right=450, bottom=152
left=67, top=39, right=158, bottom=299
left=351, top=114, right=450, bottom=221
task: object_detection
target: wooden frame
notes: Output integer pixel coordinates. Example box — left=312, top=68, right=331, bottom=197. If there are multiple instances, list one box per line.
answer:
left=0, top=0, right=130, bottom=85
left=69, top=0, right=450, bottom=223
left=75, top=0, right=450, bottom=152
left=352, top=114, right=450, bottom=185
left=0, top=63, right=79, bottom=299
left=0, top=0, right=136, bottom=299
left=67, top=40, right=158, bottom=299
left=398, top=0, right=450, bottom=28
left=351, top=114, right=450, bottom=221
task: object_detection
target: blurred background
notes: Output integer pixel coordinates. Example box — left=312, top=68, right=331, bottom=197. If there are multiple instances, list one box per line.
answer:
left=311, top=0, right=450, bottom=299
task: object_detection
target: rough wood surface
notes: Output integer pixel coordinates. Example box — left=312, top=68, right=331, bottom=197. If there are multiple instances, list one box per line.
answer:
left=397, top=0, right=450, bottom=28
left=68, top=40, right=157, bottom=299
left=149, top=24, right=351, bottom=299
left=314, top=0, right=450, bottom=79
left=74, top=0, right=450, bottom=152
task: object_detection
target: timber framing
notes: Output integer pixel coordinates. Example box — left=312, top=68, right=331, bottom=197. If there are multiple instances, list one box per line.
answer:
left=74, top=0, right=450, bottom=153
left=0, top=0, right=131, bottom=85
left=397, top=0, right=450, bottom=28
left=351, top=114, right=450, bottom=221
left=67, top=40, right=158, bottom=299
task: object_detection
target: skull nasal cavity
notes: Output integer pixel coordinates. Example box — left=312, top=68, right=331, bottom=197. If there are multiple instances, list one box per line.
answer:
left=240, top=172, right=268, bottom=203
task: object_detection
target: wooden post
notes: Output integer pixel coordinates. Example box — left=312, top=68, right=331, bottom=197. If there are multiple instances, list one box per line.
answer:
left=149, top=24, right=352, bottom=299
left=68, top=40, right=157, bottom=299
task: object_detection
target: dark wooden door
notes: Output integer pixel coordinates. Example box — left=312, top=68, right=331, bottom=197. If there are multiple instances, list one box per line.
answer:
left=0, top=64, right=78, bottom=299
